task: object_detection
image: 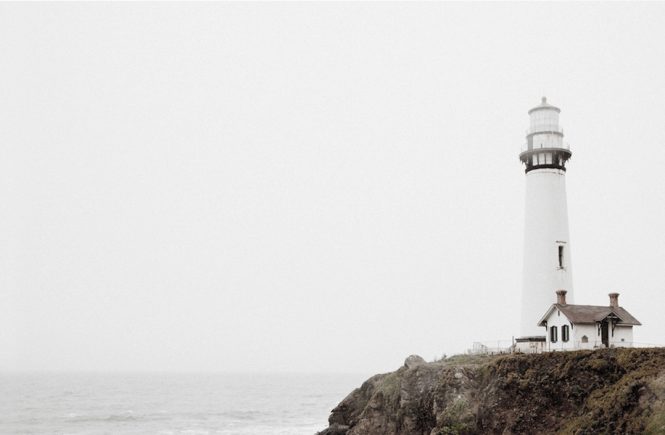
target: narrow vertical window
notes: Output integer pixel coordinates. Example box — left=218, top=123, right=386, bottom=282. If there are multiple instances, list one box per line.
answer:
left=550, top=326, right=558, bottom=343
left=558, top=245, right=564, bottom=268
left=562, top=325, right=569, bottom=342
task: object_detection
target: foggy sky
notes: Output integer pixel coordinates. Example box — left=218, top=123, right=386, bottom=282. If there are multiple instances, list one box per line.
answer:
left=2, top=3, right=665, bottom=374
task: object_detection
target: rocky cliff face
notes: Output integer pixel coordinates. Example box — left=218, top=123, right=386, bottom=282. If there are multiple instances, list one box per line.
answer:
left=318, top=348, right=665, bottom=435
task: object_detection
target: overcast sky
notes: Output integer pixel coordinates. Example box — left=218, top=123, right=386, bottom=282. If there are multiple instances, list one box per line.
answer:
left=2, top=3, right=665, bottom=374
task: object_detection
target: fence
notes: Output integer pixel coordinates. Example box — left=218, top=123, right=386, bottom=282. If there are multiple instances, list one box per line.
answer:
left=467, top=339, right=664, bottom=355
left=468, top=340, right=514, bottom=355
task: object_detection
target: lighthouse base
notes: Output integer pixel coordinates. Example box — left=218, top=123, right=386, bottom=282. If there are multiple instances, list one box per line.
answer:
left=515, top=336, right=546, bottom=354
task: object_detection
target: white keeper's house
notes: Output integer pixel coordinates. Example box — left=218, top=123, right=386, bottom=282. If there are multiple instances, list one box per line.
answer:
left=537, top=290, right=641, bottom=351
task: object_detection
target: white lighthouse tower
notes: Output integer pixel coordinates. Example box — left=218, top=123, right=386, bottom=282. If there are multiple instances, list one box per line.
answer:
left=518, top=97, right=574, bottom=344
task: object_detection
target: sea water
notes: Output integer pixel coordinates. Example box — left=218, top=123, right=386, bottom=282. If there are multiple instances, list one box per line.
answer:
left=1, top=372, right=366, bottom=435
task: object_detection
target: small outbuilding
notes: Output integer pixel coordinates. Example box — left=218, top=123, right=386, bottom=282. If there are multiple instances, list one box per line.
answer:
left=537, top=290, right=641, bottom=351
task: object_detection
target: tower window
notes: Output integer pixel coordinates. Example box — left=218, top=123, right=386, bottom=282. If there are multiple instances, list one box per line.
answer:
left=558, top=245, right=564, bottom=268
left=550, top=326, right=558, bottom=343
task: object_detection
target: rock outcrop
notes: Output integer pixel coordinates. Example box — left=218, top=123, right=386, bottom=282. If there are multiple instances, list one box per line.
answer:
left=404, top=355, right=426, bottom=369
left=317, top=348, right=665, bottom=435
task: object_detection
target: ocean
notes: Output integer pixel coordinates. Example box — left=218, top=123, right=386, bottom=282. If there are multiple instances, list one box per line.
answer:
left=1, top=372, right=367, bottom=435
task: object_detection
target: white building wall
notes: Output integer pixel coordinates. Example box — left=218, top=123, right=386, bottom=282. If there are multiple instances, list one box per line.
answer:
left=521, top=169, right=573, bottom=337
left=543, top=308, right=576, bottom=351
left=543, top=316, right=634, bottom=351
left=572, top=324, right=598, bottom=350
left=611, top=325, right=633, bottom=347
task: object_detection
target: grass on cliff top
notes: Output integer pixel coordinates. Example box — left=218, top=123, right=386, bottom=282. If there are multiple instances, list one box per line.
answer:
left=435, top=347, right=665, bottom=371
left=434, top=353, right=502, bottom=366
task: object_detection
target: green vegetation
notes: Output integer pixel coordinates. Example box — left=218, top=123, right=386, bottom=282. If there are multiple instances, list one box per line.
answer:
left=438, top=397, right=473, bottom=435
left=434, top=352, right=497, bottom=367
left=375, top=371, right=402, bottom=403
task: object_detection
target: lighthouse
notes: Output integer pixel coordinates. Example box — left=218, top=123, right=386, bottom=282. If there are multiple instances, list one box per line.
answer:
left=518, top=97, right=573, bottom=343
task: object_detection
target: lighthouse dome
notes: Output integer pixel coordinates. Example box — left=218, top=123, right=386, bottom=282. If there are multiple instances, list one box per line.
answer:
left=528, top=97, right=562, bottom=136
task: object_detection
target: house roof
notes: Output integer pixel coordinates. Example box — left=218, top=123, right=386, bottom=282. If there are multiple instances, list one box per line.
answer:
left=537, top=304, right=642, bottom=327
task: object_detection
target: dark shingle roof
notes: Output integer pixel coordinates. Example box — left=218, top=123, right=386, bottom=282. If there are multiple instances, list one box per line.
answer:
left=538, top=304, right=641, bottom=326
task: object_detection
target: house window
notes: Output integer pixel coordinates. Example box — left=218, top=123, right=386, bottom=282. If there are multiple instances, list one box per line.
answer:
left=581, top=335, right=588, bottom=343
left=558, top=245, right=564, bottom=268
left=562, top=325, right=570, bottom=342
left=550, top=326, right=558, bottom=343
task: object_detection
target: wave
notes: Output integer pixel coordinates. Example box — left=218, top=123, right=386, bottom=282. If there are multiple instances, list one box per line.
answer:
left=217, top=410, right=268, bottom=421
left=105, top=412, right=138, bottom=422
left=64, top=410, right=149, bottom=424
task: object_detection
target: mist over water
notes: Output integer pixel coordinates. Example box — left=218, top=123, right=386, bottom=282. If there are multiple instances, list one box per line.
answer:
left=2, top=372, right=367, bottom=435
left=3, top=2, right=665, bottom=377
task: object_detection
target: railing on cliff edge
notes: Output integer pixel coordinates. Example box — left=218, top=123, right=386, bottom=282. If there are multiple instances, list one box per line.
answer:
left=466, top=340, right=663, bottom=355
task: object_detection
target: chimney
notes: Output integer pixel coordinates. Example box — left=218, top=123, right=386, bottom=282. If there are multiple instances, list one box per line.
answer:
left=609, top=292, right=620, bottom=308
left=556, top=289, right=568, bottom=305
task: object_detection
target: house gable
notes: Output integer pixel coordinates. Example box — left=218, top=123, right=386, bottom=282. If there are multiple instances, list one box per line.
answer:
left=537, top=305, right=560, bottom=327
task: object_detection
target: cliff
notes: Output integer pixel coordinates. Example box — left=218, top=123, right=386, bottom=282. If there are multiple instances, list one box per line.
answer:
left=318, top=348, right=665, bottom=435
